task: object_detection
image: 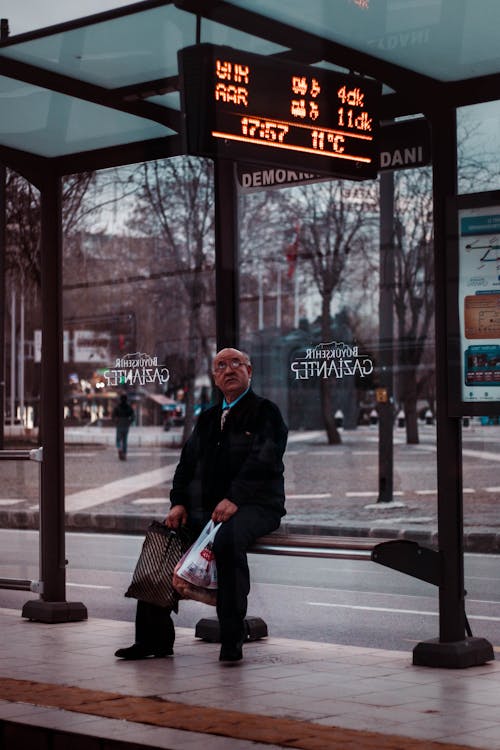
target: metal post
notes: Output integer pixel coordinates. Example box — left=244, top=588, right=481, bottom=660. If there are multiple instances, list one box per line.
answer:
left=10, top=288, right=15, bottom=425
left=22, top=171, right=87, bottom=623
left=18, top=289, right=25, bottom=426
left=214, top=159, right=239, bottom=350
left=377, top=168, right=394, bottom=503
left=0, top=18, right=8, bottom=449
left=258, top=264, right=264, bottom=330
left=0, top=169, right=4, bottom=445
left=276, top=262, right=282, bottom=329
left=413, top=107, right=493, bottom=667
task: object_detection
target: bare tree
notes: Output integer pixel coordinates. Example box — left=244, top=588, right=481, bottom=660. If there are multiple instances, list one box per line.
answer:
left=392, top=167, right=434, bottom=443
left=128, top=156, right=215, bottom=441
left=291, top=180, right=378, bottom=443
left=6, top=172, right=41, bottom=291
left=6, top=170, right=97, bottom=289
left=239, top=187, right=300, bottom=335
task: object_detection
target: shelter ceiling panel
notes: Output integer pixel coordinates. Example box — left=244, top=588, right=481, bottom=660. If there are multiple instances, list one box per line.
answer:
left=0, top=74, right=172, bottom=157
left=224, top=0, right=500, bottom=83
left=0, top=4, right=196, bottom=89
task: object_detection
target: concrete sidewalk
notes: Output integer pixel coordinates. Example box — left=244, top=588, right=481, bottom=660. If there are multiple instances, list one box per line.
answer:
left=1, top=607, right=499, bottom=750
left=1, top=426, right=500, bottom=748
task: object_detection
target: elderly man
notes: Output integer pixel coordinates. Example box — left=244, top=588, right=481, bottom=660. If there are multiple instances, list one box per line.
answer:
left=116, top=347, right=287, bottom=663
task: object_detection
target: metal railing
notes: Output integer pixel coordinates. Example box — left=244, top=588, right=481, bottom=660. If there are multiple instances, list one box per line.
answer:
left=0, top=447, right=43, bottom=592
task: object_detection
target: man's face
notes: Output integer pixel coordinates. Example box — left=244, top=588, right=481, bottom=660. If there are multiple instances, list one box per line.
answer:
left=212, top=348, right=252, bottom=403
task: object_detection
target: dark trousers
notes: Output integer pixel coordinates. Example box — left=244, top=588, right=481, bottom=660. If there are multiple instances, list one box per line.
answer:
left=116, top=426, right=129, bottom=454
left=134, top=505, right=281, bottom=649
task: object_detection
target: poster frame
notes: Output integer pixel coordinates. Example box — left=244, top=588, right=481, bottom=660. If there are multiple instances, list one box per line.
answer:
left=447, top=189, right=500, bottom=417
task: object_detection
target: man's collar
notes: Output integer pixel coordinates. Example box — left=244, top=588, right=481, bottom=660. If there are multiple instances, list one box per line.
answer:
left=222, top=386, right=250, bottom=410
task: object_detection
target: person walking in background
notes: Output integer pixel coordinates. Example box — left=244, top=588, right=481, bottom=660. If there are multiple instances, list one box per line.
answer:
left=112, top=393, right=134, bottom=460
left=115, top=347, right=288, bottom=663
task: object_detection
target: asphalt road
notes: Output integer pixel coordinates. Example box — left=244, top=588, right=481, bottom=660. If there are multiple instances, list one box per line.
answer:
left=1, top=529, right=499, bottom=654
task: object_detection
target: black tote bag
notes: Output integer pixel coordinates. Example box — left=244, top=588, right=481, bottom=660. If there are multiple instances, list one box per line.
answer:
left=125, top=522, right=189, bottom=610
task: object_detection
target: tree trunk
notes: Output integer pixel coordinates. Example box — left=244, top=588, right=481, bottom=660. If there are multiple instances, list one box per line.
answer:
left=321, top=377, right=341, bottom=444
left=401, top=371, right=420, bottom=444
left=320, top=293, right=341, bottom=445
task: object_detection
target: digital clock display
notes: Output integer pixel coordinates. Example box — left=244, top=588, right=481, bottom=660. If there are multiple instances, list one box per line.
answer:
left=179, top=44, right=381, bottom=180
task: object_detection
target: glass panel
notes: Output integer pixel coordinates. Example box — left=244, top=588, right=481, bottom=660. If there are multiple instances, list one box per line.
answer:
left=457, top=101, right=500, bottom=542
left=239, top=170, right=437, bottom=534
left=0, top=462, right=40, bottom=584
left=62, top=157, right=216, bottom=525
left=462, top=416, right=500, bottom=543
left=200, top=18, right=287, bottom=56
left=226, top=0, right=500, bottom=81
left=1, top=5, right=196, bottom=88
left=0, top=75, right=172, bottom=156
left=458, top=101, right=500, bottom=195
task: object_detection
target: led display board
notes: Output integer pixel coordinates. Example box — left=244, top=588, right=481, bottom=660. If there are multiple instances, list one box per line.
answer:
left=179, top=44, right=381, bottom=180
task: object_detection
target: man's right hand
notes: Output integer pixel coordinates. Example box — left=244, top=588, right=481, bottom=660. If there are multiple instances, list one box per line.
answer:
left=164, top=505, right=188, bottom=529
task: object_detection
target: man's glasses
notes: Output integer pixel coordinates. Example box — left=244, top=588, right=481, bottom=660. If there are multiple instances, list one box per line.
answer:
left=214, top=359, right=248, bottom=371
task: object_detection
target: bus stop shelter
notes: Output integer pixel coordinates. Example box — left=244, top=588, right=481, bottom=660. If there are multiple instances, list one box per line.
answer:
left=0, top=0, right=499, bottom=668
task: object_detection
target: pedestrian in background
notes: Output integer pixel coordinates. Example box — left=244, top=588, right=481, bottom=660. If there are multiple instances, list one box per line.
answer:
left=112, top=393, right=134, bottom=460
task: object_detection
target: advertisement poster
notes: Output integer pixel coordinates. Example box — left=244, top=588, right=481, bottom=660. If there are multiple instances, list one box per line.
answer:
left=458, top=206, right=500, bottom=404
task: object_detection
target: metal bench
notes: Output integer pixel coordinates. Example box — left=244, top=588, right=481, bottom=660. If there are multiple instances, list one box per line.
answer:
left=195, top=532, right=384, bottom=642
left=250, top=532, right=381, bottom=560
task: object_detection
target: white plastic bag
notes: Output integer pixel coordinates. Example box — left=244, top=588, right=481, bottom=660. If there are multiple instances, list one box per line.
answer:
left=175, top=520, right=221, bottom=589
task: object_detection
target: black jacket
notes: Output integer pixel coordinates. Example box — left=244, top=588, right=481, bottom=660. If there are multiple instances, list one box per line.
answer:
left=112, top=400, right=134, bottom=427
left=170, top=389, right=287, bottom=517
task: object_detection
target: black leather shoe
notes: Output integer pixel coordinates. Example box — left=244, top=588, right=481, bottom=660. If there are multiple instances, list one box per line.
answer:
left=219, top=643, right=243, bottom=662
left=114, top=644, right=173, bottom=660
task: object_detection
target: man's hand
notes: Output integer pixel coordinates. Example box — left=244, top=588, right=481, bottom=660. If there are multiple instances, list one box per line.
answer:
left=212, top=498, right=238, bottom=523
left=165, top=505, right=188, bottom=529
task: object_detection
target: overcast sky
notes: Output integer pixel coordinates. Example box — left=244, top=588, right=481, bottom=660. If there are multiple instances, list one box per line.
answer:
left=1, top=0, right=145, bottom=36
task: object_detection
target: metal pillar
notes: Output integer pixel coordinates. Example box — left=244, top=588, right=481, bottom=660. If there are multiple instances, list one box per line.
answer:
left=377, top=168, right=394, bottom=503
left=0, top=18, right=8, bottom=449
left=413, top=107, right=493, bottom=667
left=214, top=158, right=239, bottom=350
left=22, top=171, right=87, bottom=623
left=0, top=161, right=5, bottom=449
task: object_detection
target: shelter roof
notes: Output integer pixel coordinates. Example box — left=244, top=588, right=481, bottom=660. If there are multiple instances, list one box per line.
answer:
left=0, top=0, right=498, bottom=179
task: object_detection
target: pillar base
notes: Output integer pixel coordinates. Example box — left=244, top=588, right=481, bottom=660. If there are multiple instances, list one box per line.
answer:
left=22, top=600, right=88, bottom=623
left=413, top=637, right=494, bottom=668
left=195, top=616, right=268, bottom=643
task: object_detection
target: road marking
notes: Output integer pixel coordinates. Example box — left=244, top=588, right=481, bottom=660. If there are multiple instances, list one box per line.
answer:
left=308, top=602, right=437, bottom=615
left=312, top=450, right=347, bottom=456
left=486, top=487, right=500, bottom=492
left=66, top=453, right=99, bottom=458
left=126, top=451, right=175, bottom=457
left=132, top=498, right=166, bottom=505
left=286, top=493, right=331, bottom=500
left=347, top=491, right=405, bottom=498
left=416, top=488, right=475, bottom=494
left=307, top=602, right=500, bottom=622
left=287, top=431, right=324, bottom=443
left=0, top=500, right=22, bottom=506
left=67, top=582, right=112, bottom=590
left=65, top=464, right=177, bottom=512
left=415, top=444, right=500, bottom=462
